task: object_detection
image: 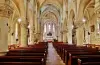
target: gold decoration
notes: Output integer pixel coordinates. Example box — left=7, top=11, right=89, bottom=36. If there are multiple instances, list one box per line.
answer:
left=0, top=3, right=13, bottom=18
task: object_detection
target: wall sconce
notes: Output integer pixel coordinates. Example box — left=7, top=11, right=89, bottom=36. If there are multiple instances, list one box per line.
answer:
left=18, top=18, right=22, bottom=23
left=82, top=18, right=86, bottom=23
left=72, top=25, right=74, bottom=29
left=28, top=24, right=30, bottom=29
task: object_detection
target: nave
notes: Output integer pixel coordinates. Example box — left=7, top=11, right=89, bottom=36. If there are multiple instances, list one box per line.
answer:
left=46, top=43, right=65, bottom=65
left=0, top=0, right=100, bottom=65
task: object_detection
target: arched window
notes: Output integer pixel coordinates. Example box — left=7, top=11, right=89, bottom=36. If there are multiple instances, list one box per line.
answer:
left=15, top=23, right=18, bottom=39
left=44, top=24, right=46, bottom=33
left=48, top=24, right=51, bottom=31
left=53, top=24, right=55, bottom=32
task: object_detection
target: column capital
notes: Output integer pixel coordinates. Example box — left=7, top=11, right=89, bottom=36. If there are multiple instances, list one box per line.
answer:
left=0, top=3, right=13, bottom=18
left=20, top=22, right=28, bottom=29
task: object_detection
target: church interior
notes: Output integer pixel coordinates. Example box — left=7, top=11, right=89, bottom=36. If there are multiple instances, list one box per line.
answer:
left=0, top=0, right=100, bottom=65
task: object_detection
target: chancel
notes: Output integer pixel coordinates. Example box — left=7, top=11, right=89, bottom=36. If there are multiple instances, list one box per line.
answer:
left=0, top=0, right=100, bottom=65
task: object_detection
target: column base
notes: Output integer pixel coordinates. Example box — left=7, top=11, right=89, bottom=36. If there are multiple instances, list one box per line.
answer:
left=28, top=43, right=35, bottom=45
left=0, top=50, right=9, bottom=56
left=19, top=44, right=28, bottom=47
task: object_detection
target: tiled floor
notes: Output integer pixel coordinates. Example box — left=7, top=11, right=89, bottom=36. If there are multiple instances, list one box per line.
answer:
left=46, top=43, right=65, bottom=65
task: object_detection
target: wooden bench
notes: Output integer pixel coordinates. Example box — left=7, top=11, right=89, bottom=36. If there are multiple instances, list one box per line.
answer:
left=63, top=49, right=87, bottom=62
left=0, top=62, right=43, bottom=65
left=0, top=56, right=45, bottom=65
left=63, top=48, right=98, bottom=63
left=63, top=46, right=98, bottom=63
left=79, top=62, right=100, bottom=65
left=78, top=56, right=100, bottom=65
left=9, top=49, right=46, bottom=53
left=7, top=52, right=45, bottom=56
left=53, top=42, right=100, bottom=65
left=67, top=52, right=100, bottom=65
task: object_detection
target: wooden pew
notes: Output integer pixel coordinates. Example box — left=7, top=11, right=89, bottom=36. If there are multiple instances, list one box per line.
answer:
left=0, top=56, right=44, bottom=65
left=7, top=52, right=47, bottom=63
left=7, top=52, right=45, bottom=56
left=53, top=42, right=100, bottom=65
left=9, top=49, right=46, bottom=53
left=63, top=47, right=97, bottom=63
left=78, top=56, right=100, bottom=65
left=79, top=62, right=100, bottom=65
left=0, top=62, right=43, bottom=65
left=0, top=57, right=43, bottom=62
left=70, top=55, right=100, bottom=65
left=53, top=43, right=76, bottom=58
left=67, top=52, right=100, bottom=65
left=7, top=48, right=47, bottom=65
left=63, top=49, right=86, bottom=62
left=7, top=42, right=48, bottom=65
left=7, top=52, right=46, bottom=59
left=8, top=47, right=47, bottom=57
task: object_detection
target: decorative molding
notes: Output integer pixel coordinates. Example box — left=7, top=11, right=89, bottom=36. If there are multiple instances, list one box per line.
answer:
left=74, top=22, right=84, bottom=29
left=0, top=3, right=13, bottom=18
left=21, top=22, right=28, bottom=29
left=60, top=29, right=68, bottom=33
left=94, top=3, right=100, bottom=16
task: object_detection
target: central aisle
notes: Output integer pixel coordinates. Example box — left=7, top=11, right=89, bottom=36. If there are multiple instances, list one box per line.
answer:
left=46, top=43, right=65, bottom=65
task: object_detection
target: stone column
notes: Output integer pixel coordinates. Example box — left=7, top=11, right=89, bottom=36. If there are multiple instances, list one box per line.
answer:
left=67, top=23, right=73, bottom=44
left=33, top=0, right=39, bottom=43
left=8, top=19, right=11, bottom=45
left=40, top=24, right=44, bottom=41
left=0, top=17, right=9, bottom=56
left=57, top=24, right=60, bottom=41
left=0, top=1, right=13, bottom=55
left=20, top=20, right=28, bottom=47
left=60, top=24, right=63, bottom=42
left=63, top=31, right=67, bottom=43
left=29, top=19, right=35, bottom=45
left=11, top=23, right=16, bottom=45
left=8, top=31, right=11, bottom=45
left=37, top=22, right=41, bottom=41
left=20, top=0, right=29, bottom=47
left=36, top=20, right=41, bottom=42
left=67, top=29, right=72, bottom=44
left=76, top=26, right=84, bottom=46
left=27, top=1, right=35, bottom=45
left=39, top=21, right=43, bottom=42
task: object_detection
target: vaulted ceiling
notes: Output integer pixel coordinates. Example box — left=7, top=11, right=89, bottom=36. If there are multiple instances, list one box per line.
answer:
left=0, top=0, right=96, bottom=24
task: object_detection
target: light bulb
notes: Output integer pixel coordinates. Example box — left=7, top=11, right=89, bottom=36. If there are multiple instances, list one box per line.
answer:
left=18, top=18, right=22, bottom=23
left=82, top=18, right=86, bottom=23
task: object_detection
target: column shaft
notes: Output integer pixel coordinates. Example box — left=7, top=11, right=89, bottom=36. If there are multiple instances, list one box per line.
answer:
left=20, top=22, right=28, bottom=47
